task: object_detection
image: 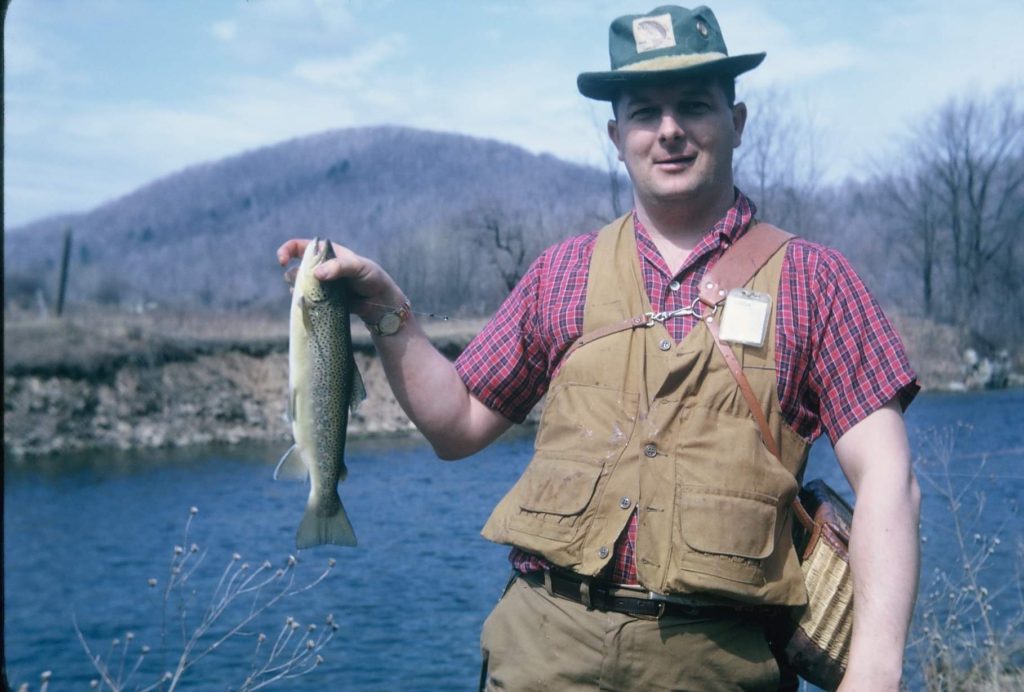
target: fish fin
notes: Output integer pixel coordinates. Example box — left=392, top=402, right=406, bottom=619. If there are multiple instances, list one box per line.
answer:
left=273, top=444, right=305, bottom=480
left=296, top=497, right=357, bottom=549
left=300, top=295, right=312, bottom=334
left=287, top=385, right=296, bottom=424
left=350, top=362, right=367, bottom=413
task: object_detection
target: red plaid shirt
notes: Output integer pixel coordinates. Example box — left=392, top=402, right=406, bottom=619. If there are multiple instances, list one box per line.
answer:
left=455, top=191, right=918, bottom=584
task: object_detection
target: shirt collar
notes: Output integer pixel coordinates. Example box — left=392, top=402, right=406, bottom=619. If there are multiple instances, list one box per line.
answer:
left=633, top=189, right=758, bottom=278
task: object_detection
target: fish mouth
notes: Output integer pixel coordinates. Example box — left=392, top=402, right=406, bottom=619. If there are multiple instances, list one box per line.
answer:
left=313, top=237, right=335, bottom=264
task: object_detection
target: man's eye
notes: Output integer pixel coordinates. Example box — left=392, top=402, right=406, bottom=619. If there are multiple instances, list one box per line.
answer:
left=681, top=101, right=711, bottom=113
left=630, top=107, right=657, bottom=119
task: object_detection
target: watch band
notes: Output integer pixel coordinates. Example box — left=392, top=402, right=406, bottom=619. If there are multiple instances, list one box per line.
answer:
left=369, top=300, right=411, bottom=336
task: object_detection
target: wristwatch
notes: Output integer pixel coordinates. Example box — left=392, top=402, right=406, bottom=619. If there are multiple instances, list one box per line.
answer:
left=369, top=300, right=411, bottom=336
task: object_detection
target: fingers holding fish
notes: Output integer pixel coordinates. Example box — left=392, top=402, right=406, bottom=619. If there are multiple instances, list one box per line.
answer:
left=277, top=237, right=358, bottom=271
left=276, top=237, right=313, bottom=265
left=277, top=237, right=407, bottom=324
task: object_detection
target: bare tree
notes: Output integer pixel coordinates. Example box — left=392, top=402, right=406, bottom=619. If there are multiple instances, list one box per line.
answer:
left=928, top=90, right=1024, bottom=309
left=460, top=202, right=535, bottom=295
left=870, top=84, right=1024, bottom=340
left=876, top=166, right=946, bottom=317
left=588, top=102, right=628, bottom=219
left=733, top=86, right=823, bottom=235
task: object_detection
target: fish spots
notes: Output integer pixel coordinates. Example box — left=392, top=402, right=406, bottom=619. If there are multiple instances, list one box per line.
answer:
left=287, top=238, right=361, bottom=547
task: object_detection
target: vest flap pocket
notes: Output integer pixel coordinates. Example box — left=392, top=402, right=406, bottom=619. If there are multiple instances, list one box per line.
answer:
left=504, top=456, right=604, bottom=544
left=517, top=456, right=602, bottom=516
left=681, top=489, right=778, bottom=560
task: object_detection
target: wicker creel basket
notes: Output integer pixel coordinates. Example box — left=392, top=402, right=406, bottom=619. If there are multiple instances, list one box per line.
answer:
left=782, top=479, right=855, bottom=691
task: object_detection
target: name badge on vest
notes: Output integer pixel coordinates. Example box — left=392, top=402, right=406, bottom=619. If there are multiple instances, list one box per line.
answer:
left=718, top=289, right=772, bottom=347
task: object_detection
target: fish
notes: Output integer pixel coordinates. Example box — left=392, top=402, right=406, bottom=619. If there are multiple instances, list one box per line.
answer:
left=277, top=238, right=366, bottom=549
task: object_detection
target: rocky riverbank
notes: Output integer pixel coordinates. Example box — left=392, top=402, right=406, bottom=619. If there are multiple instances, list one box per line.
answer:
left=3, top=311, right=482, bottom=458
left=3, top=310, right=1019, bottom=458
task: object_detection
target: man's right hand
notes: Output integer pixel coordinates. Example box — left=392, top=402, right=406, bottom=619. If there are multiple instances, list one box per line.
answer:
left=276, top=238, right=408, bottom=327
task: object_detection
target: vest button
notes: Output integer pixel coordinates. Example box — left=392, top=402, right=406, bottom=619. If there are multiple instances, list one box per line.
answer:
left=659, top=339, right=672, bottom=351
left=598, top=546, right=610, bottom=559
left=643, top=444, right=657, bottom=458
left=619, top=496, right=631, bottom=509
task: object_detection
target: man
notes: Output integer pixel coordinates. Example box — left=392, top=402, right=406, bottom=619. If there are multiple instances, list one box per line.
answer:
left=277, top=5, right=921, bottom=690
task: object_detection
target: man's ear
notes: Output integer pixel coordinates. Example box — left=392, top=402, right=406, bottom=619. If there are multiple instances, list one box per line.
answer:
left=732, top=102, right=748, bottom=148
left=607, top=119, right=625, bottom=162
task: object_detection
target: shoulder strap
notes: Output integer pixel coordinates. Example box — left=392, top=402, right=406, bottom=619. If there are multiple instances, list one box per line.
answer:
left=699, top=222, right=794, bottom=309
left=701, top=222, right=793, bottom=461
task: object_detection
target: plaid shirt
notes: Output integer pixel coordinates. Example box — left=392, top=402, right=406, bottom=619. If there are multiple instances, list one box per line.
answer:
left=455, top=191, right=918, bottom=584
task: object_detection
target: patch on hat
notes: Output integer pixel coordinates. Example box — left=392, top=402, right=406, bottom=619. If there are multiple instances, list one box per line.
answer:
left=633, top=13, right=676, bottom=54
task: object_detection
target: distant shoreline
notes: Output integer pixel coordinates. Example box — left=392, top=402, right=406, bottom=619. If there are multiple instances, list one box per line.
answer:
left=3, top=309, right=1017, bottom=458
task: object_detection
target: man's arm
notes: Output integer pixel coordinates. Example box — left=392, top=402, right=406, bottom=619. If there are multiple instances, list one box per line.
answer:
left=833, top=397, right=921, bottom=691
left=277, top=238, right=513, bottom=459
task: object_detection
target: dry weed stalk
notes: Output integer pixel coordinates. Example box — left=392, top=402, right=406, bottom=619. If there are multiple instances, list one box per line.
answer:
left=74, top=507, right=338, bottom=691
left=913, top=426, right=1024, bottom=690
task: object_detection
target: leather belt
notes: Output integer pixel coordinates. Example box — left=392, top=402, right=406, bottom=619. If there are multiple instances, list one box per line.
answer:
left=519, top=569, right=777, bottom=620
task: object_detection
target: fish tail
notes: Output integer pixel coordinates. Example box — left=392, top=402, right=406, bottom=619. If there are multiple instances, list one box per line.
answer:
left=296, top=496, right=357, bottom=549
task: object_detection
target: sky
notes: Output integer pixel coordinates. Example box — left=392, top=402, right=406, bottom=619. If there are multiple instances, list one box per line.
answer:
left=4, top=0, right=1023, bottom=227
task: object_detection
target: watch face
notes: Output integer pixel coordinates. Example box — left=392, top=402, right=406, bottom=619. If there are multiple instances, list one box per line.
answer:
left=378, top=312, right=401, bottom=335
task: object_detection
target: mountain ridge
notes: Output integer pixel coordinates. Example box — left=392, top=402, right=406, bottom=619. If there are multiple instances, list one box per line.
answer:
left=4, top=125, right=628, bottom=315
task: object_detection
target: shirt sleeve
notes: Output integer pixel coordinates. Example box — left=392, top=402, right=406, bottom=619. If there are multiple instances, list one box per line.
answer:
left=454, top=250, right=553, bottom=423
left=792, top=243, right=920, bottom=444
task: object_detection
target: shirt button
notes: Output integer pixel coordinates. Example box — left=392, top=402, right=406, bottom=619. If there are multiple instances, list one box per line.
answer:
left=659, top=339, right=672, bottom=351
left=598, top=546, right=610, bottom=559
left=669, top=280, right=681, bottom=291
left=619, top=496, right=632, bottom=509
left=643, top=443, right=657, bottom=458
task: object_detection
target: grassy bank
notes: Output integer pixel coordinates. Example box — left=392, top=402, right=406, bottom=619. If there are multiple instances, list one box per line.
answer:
left=3, top=308, right=484, bottom=379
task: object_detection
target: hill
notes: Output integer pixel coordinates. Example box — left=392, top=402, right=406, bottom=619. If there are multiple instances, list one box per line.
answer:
left=4, top=126, right=629, bottom=316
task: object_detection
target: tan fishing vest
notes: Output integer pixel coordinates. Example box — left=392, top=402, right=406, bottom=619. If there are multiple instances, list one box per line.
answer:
left=481, top=213, right=812, bottom=606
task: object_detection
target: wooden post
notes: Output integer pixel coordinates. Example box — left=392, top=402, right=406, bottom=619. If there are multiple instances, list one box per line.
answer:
left=55, top=227, right=72, bottom=317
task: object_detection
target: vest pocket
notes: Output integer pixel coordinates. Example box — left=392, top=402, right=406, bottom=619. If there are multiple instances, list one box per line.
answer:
left=506, top=456, right=603, bottom=542
left=678, top=488, right=779, bottom=585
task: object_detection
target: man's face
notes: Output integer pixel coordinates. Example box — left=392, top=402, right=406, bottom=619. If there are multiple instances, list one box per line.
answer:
left=608, top=79, right=746, bottom=211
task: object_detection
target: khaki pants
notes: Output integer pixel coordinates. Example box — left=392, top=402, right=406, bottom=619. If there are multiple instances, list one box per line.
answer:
left=480, top=576, right=782, bottom=691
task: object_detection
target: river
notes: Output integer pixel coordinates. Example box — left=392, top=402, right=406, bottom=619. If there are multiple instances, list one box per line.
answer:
left=4, top=390, right=1023, bottom=690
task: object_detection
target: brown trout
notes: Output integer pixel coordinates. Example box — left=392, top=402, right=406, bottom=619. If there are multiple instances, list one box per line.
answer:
left=277, top=238, right=365, bottom=549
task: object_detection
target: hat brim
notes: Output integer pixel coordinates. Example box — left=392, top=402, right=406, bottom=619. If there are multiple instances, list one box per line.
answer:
left=577, top=52, right=765, bottom=101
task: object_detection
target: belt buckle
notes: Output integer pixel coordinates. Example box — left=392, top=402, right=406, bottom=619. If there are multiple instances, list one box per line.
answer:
left=629, top=599, right=666, bottom=621
left=579, top=580, right=593, bottom=610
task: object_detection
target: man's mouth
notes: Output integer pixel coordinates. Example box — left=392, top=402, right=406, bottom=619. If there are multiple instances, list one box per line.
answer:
left=655, top=153, right=697, bottom=166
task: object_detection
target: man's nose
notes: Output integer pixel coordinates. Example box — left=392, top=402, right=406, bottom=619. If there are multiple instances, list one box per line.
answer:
left=657, top=113, right=685, bottom=143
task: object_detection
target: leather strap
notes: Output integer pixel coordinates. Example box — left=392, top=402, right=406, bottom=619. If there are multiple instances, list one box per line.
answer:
left=699, top=222, right=792, bottom=461
left=562, top=314, right=650, bottom=363
left=705, top=315, right=782, bottom=459
left=699, top=223, right=794, bottom=311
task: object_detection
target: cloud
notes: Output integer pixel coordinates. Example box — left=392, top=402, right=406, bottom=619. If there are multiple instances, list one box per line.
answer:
left=723, top=5, right=858, bottom=86
left=292, top=35, right=408, bottom=89
left=210, top=20, right=238, bottom=43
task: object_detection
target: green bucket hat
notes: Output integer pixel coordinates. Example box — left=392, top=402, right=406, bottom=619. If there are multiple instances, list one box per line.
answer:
left=577, top=5, right=765, bottom=101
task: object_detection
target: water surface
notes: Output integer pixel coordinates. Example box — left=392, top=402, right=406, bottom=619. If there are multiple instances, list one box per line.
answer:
left=5, top=391, right=1022, bottom=689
